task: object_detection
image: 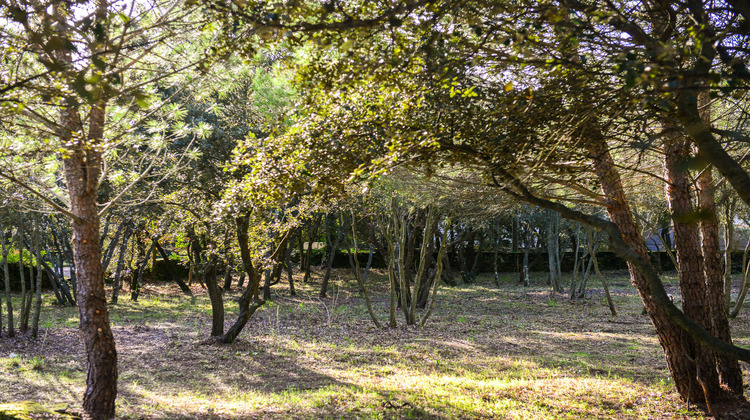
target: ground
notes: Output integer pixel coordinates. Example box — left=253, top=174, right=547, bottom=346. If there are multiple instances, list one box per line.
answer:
left=1, top=269, right=749, bottom=419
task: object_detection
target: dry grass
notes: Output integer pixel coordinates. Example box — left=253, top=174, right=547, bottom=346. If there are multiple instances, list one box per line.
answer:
left=1, top=268, right=749, bottom=419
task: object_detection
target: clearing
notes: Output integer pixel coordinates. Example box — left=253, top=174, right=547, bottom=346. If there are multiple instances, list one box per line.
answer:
left=1, top=269, right=748, bottom=419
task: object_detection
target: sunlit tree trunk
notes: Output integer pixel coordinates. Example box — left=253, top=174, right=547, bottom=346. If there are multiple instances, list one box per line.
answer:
left=589, top=135, right=706, bottom=405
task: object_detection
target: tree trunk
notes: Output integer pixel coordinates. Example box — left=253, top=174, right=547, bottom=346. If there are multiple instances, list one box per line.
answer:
left=731, top=240, right=750, bottom=318
left=61, top=98, right=118, bottom=417
left=223, top=254, right=234, bottom=292
left=111, top=225, right=133, bottom=305
left=31, top=223, right=43, bottom=339
left=204, top=254, right=224, bottom=337
left=420, top=224, right=450, bottom=328
left=153, top=239, right=193, bottom=297
left=547, top=210, right=563, bottom=292
left=221, top=215, right=266, bottom=344
left=723, top=199, right=736, bottom=313
left=493, top=221, right=501, bottom=287
left=2, top=232, right=13, bottom=337
left=101, top=220, right=125, bottom=274
left=698, top=166, right=743, bottom=394
left=303, top=214, right=321, bottom=283
left=132, top=241, right=153, bottom=302
left=665, top=128, right=724, bottom=407
left=18, top=220, right=30, bottom=334
left=285, top=232, right=296, bottom=296
left=589, top=136, right=708, bottom=406
left=522, top=224, right=530, bottom=287
left=320, top=214, right=347, bottom=298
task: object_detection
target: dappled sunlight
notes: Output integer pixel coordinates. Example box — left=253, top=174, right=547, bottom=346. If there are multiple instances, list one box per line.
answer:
left=0, top=273, right=714, bottom=418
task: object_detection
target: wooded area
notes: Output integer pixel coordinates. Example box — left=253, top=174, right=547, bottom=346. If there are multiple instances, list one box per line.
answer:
left=3, top=0, right=750, bottom=418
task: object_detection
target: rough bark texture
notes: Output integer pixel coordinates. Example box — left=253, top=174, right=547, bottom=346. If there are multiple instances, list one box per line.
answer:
left=698, top=168, right=743, bottom=395
left=664, top=129, right=725, bottom=408
left=62, top=107, right=118, bottom=418
left=589, top=137, right=705, bottom=404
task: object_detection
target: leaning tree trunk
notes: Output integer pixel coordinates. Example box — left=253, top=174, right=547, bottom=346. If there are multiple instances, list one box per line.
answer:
left=320, top=214, right=347, bottom=298
left=589, top=135, right=707, bottom=406
left=221, top=215, right=277, bottom=344
left=731, top=240, right=750, bottom=318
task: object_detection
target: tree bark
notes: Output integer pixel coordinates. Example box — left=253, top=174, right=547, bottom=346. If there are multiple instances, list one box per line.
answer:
left=221, top=215, right=268, bottom=344
left=61, top=106, right=118, bottom=417
left=698, top=167, right=743, bottom=394
left=2, top=231, right=13, bottom=337
left=665, top=127, right=725, bottom=407
left=285, top=233, right=296, bottom=296
left=204, top=254, right=224, bottom=337
left=132, top=241, right=153, bottom=302
left=588, top=136, right=707, bottom=405
left=31, top=222, right=43, bottom=339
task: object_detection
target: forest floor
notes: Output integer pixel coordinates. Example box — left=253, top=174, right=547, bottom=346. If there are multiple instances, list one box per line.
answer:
left=1, top=268, right=749, bottom=419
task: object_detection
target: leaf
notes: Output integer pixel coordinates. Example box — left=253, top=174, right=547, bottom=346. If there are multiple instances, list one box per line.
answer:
left=341, top=39, right=355, bottom=52
left=504, top=82, right=513, bottom=92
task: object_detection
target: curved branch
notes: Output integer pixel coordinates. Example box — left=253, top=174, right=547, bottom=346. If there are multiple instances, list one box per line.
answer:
left=0, top=170, right=81, bottom=222
left=494, top=167, right=750, bottom=362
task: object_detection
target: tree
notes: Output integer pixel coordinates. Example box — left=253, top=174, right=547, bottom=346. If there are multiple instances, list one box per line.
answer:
left=212, top=0, right=750, bottom=413
left=0, top=1, right=211, bottom=416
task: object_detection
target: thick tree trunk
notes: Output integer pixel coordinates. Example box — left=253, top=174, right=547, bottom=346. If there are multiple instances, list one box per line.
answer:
left=61, top=103, right=117, bottom=416
left=589, top=137, right=706, bottom=405
left=698, top=167, right=743, bottom=394
left=665, top=129, right=724, bottom=408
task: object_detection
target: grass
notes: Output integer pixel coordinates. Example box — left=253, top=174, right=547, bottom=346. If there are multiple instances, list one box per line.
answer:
left=1, top=268, right=746, bottom=418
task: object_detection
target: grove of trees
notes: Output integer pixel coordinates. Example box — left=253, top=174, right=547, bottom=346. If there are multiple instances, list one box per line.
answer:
left=3, top=0, right=750, bottom=418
